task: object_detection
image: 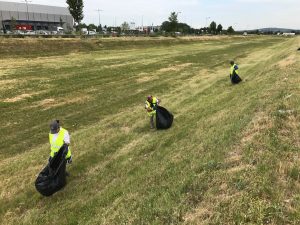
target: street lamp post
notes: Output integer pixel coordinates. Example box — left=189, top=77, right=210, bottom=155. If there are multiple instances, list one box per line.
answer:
left=21, top=0, right=31, bottom=22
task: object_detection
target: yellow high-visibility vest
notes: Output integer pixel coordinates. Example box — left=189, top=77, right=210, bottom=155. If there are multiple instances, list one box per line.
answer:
left=145, top=97, right=158, bottom=116
left=49, top=127, right=71, bottom=159
left=230, top=64, right=239, bottom=75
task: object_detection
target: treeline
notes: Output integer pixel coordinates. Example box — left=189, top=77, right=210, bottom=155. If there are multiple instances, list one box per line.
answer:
left=160, top=12, right=235, bottom=35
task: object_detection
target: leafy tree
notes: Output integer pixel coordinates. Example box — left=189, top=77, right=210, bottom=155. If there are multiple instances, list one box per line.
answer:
left=121, top=22, right=130, bottom=32
left=168, top=12, right=179, bottom=32
left=77, top=23, right=87, bottom=30
left=217, top=24, right=223, bottom=34
left=88, top=23, right=97, bottom=31
left=178, top=23, right=191, bottom=34
left=98, top=24, right=102, bottom=32
left=161, top=21, right=171, bottom=32
left=10, top=17, right=17, bottom=31
left=209, top=21, right=217, bottom=34
left=227, top=26, right=235, bottom=34
left=66, top=0, right=84, bottom=28
left=59, top=17, right=64, bottom=27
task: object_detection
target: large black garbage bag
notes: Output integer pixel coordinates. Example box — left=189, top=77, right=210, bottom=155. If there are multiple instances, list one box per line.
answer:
left=156, top=106, right=174, bottom=129
left=231, top=73, right=242, bottom=84
left=35, top=145, right=68, bottom=196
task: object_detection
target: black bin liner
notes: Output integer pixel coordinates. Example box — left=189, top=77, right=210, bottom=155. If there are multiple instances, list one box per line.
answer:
left=231, top=73, right=242, bottom=84
left=35, top=145, right=68, bottom=196
left=156, top=106, right=174, bottom=129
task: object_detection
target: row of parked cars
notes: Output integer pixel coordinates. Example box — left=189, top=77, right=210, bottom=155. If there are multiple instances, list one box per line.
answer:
left=1, top=30, right=64, bottom=35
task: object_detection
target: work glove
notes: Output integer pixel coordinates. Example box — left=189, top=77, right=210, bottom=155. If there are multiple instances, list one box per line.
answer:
left=67, top=156, right=72, bottom=164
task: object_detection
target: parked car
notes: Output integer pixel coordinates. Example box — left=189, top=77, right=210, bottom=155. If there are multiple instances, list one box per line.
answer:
left=88, top=30, right=97, bottom=35
left=36, top=30, right=49, bottom=35
left=25, top=30, right=36, bottom=35
left=14, top=30, right=25, bottom=35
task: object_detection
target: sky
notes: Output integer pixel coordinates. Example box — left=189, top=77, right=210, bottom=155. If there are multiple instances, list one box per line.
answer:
left=3, top=0, right=300, bottom=30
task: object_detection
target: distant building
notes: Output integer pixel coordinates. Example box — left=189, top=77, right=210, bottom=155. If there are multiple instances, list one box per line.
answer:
left=0, top=1, right=73, bottom=32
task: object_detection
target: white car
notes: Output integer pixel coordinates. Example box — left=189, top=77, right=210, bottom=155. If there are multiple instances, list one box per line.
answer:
left=15, top=30, right=25, bottom=35
left=36, top=30, right=49, bottom=35
left=88, top=31, right=97, bottom=35
left=25, top=30, right=36, bottom=35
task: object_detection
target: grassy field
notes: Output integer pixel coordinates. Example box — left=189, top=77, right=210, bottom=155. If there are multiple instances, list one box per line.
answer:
left=1, top=36, right=300, bottom=225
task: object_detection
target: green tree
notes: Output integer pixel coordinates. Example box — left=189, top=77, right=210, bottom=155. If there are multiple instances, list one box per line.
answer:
left=88, top=23, right=97, bottom=31
left=161, top=21, right=171, bottom=32
left=66, top=0, right=84, bottom=29
left=59, top=17, right=64, bottom=27
left=168, top=12, right=178, bottom=32
left=98, top=24, right=102, bottom=32
left=217, top=24, right=223, bottom=34
left=77, top=23, right=87, bottom=30
left=178, top=23, right=191, bottom=34
left=10, top=17, right=17, bottom=31
left=227, top=26, right=235, bottom=34
left=209, top=21, right=217, bottom=34
left=121, top=22, right=130, bottom=32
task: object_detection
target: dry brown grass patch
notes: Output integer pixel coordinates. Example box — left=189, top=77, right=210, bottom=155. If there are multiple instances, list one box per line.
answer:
left=28, top=94, right=91, bottom=110
left=183, top=207, right=211, bottom=225
left=2, top=93, right=33, bottom=103
left=0, top=79, right=19, bottom=87
left=278, top=114, right=300, bottom=147
left=136, top=72, right=159, bottom=83
left=277, top=55, right=296, bottom=69
left=241, top=111, right=272, bottom=145
left=158, top=63, right=193, bottom=73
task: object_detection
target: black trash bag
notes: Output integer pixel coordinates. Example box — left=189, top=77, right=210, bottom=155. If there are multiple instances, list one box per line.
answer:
left=230, top=73, right=242, bottom=84
left=156, top=106, right=174, bottom=129
left=35, top=145, right=68, bottom=196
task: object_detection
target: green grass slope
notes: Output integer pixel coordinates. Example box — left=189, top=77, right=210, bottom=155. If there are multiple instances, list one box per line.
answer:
left=1, top=36, right=300, bottom=225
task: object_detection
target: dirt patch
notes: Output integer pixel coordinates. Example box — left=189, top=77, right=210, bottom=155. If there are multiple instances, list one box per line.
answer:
left=158, top=63, right=193, bottom=73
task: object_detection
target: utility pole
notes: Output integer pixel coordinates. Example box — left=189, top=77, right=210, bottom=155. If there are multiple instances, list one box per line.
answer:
left=205, top=17, right=210, bottom=28
left=96, top=9, right=103, bottom=29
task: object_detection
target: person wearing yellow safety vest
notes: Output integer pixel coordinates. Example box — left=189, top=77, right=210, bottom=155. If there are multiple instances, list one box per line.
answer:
left=49, top=120, right=72, bottom=164
left=145, top=95, right=160, bottom=129
left=230, top=60, right=242, bottom=84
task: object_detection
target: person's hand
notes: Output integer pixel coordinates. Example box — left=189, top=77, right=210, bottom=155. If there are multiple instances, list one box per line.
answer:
left=67, top=156, right=72, bottom=164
